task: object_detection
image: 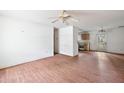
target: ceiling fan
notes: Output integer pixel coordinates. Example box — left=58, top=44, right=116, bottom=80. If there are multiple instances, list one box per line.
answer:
left=48, top=10, right=79, bottom=24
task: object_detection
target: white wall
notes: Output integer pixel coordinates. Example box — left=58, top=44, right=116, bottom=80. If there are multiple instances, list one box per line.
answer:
left=0, top=16, right=53, bottom=69
left=87, top=28, right=124, bottom=54
left=58, top=26, right=78, bottom=56
left=107, top=28, right=124, bottom=54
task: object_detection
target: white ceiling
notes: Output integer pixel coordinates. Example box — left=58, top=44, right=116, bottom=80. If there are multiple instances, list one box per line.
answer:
left=0, top=10, right=124, bottom=31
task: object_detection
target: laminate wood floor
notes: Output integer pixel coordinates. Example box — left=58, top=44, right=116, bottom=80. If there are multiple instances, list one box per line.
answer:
left=0, top=52, right=124, bottom=83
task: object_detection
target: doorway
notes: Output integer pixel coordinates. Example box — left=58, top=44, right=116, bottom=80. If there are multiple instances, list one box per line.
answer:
left=54, top=27, right=59, bottom=55
left=78, top=31, right=90, bottom=51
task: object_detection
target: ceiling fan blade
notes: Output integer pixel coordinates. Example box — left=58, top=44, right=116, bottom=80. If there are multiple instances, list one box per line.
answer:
left=51, top=19, right=59, bottom=23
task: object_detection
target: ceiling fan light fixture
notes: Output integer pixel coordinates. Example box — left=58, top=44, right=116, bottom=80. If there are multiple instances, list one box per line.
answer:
left=49, top=10, right=79, bottom=24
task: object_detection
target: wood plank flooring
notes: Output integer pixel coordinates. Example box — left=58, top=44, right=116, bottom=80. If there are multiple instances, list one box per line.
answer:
left=0, top=52, right=124, bottom=83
